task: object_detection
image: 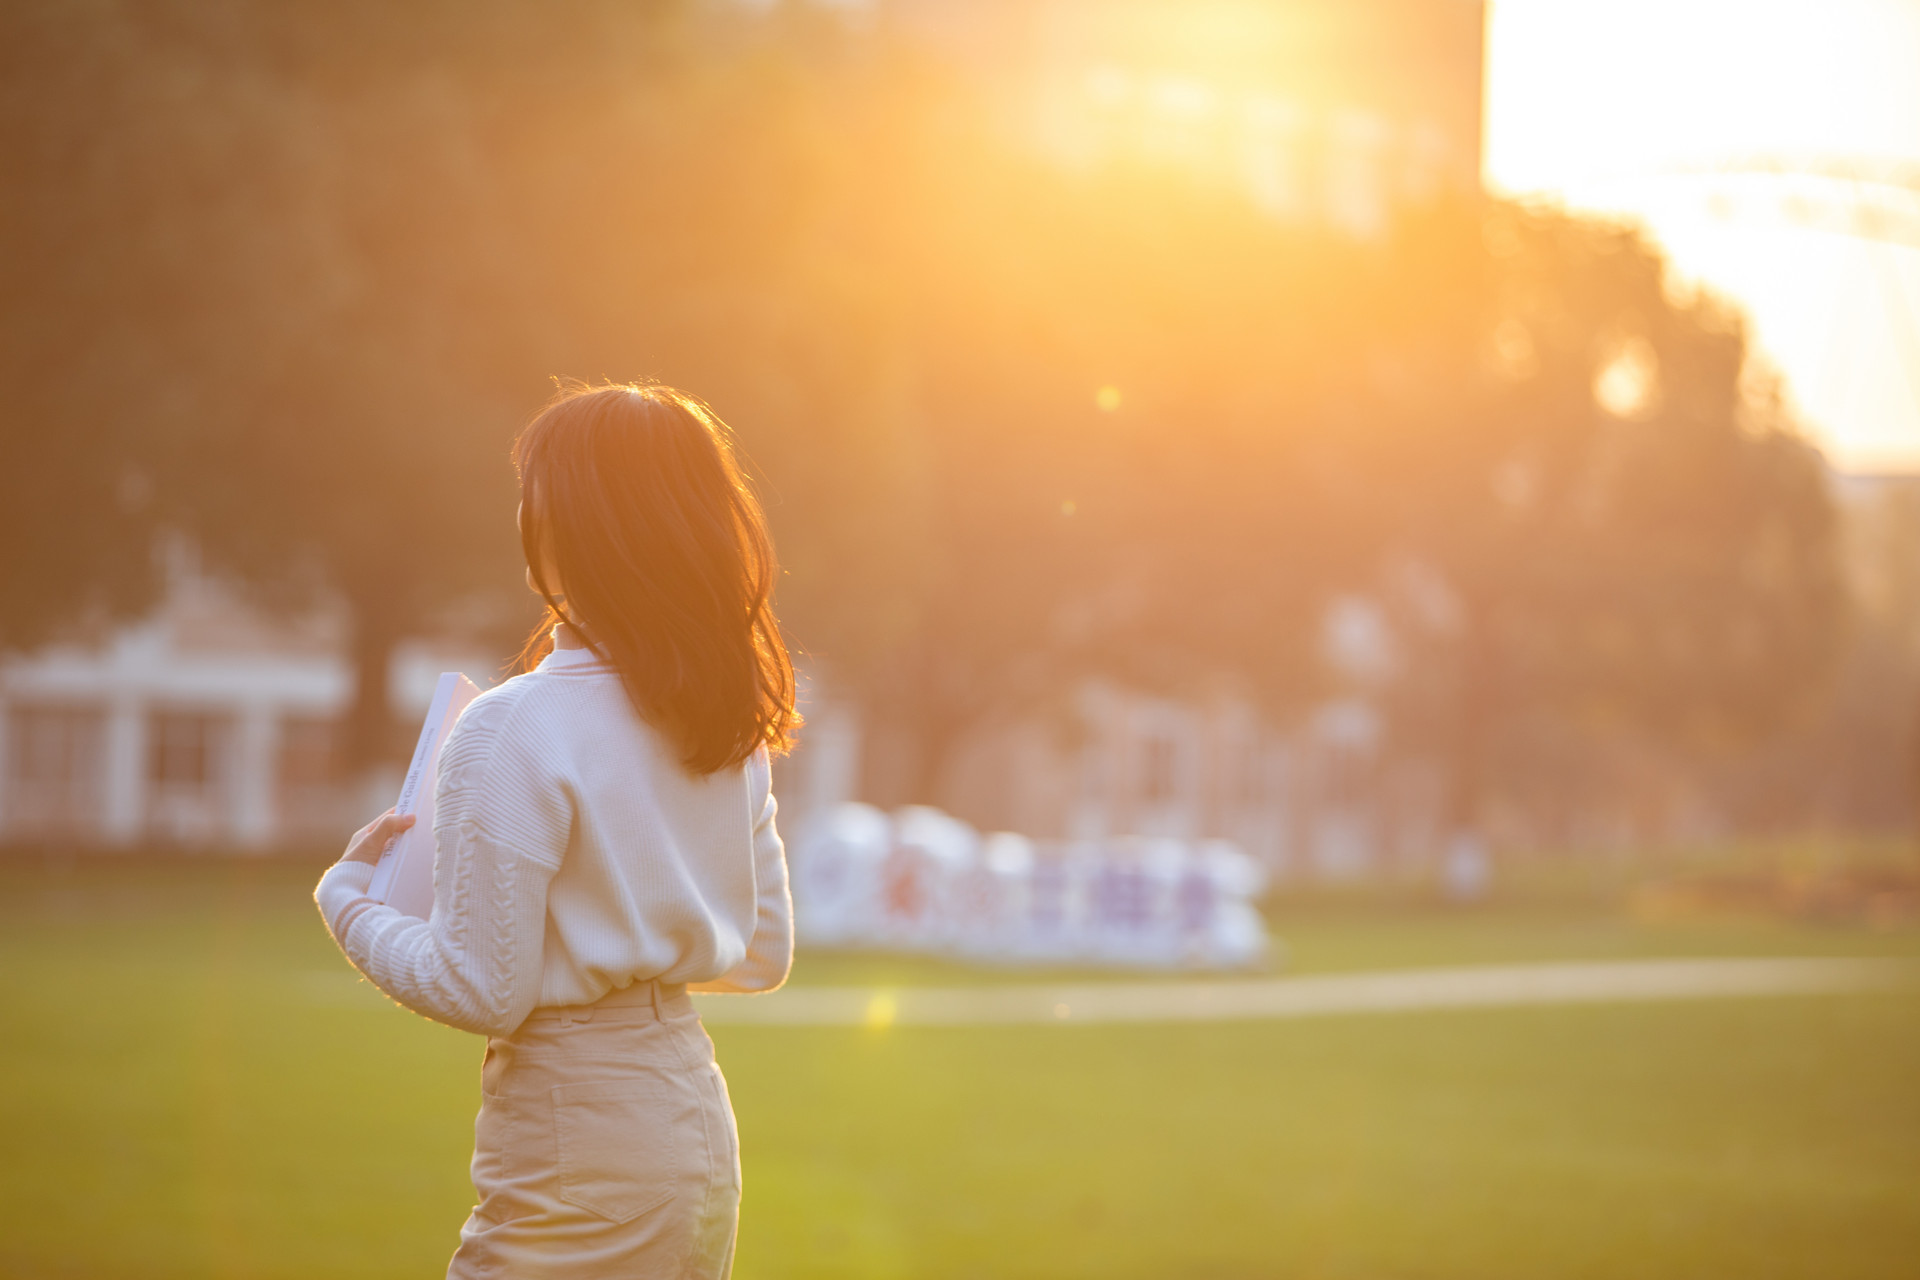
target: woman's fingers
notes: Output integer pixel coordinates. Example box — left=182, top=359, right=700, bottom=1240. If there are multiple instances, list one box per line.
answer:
left=340, top=809, right=417, bottom=865
left=372, top=810, right=417, bottom=839
left=364, top=811, right=417, bottom=851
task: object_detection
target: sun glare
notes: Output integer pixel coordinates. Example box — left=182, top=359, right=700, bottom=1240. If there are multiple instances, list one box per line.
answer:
left=1594, top=335, right=1661, bottom=420
left=1486, top=0, right=1920, bottom=470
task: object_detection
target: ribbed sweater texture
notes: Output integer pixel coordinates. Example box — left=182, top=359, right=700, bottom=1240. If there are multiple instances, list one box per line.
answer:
left=315, top=644, right=792, bottom=1037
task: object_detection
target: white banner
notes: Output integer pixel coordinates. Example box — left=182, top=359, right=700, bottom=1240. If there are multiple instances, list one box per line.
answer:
left=792, top=804, right=1272, bottom=970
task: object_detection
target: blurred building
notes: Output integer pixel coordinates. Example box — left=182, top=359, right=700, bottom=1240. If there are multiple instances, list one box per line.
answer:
left=0, top=560, right=491, bottom=850
left=814, top=0, right=1486, bottom=877
left=1707, top=472, right=1920, bottom=838
left=7, top=0, right=1490, bottom=864
left=916, top=622, right=1445, bottom=886
left=882, top=0, right=1485, bottom=235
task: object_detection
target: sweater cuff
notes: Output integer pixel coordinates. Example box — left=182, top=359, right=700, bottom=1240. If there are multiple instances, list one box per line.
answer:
left=316, top=860, right=379, bottom=938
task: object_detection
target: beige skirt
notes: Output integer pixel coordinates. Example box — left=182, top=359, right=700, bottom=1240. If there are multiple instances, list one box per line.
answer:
left=448, top=980, right=742, bottom=1280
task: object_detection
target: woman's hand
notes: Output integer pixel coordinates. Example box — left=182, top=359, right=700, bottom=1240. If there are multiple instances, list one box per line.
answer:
left=340, top=808, right=416, bottom=866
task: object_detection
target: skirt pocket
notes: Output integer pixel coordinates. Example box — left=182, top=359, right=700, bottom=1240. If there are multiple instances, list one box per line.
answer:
left=551, top=1074, right=697, bottom=1224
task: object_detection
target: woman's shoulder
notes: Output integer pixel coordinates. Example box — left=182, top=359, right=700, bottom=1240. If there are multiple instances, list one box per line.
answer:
left=444, top=660, right=638, bottom=762
left=432, top=672, right=577, bottom=848
left=438, top=670, right=574, bottom=778
left=451, top=669, right=544, bottom=734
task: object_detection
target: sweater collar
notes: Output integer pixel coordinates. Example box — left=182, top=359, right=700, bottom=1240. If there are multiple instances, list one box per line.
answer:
left=540, top=631, right=611, bottom=672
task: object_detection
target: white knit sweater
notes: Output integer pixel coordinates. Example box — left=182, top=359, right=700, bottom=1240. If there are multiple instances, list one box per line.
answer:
left=314, top=644, right=792, bottom=1037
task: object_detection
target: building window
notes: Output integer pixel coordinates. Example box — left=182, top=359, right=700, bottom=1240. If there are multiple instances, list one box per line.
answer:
left=278, top=717, right=340, bottom=789
left=150, top=712, right=222, bottom=787
left=278, top=716, right=349, bottom=840
left=146, top=711, right=232, bottom=844
left=1140, top=734, right=1178, bottom=803
left=1319, top=741, right=1370, bottom=811
left=5, top=704, right=105, bottom=840
left=1221, top=746, right=1265, bottom=808
left=1243, top=754, right=1268, bottom=805
left=1078, top=744, right=1108, bottom=802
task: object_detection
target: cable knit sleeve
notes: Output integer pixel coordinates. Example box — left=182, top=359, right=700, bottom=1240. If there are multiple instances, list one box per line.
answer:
left=313, top=682, right=570, bottom=1036
left=690, top=748, right=793, bottom=995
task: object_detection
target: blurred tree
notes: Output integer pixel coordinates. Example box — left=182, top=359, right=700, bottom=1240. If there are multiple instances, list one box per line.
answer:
left=0, top=2, right=185, bottom=648
left=841, top=146, right=1383, bottom=799
left=821, top=110, right=1842, bottom=821
left=0, top=0, right=910, bottom=765
left=1358, top=206, right=1842, bottom=847
left=0, top=1, right=556, bottom=760
left=824, top=87, right=1842, bottom=821
left=0, top=0, right=1844, bottom=829
left=1710, top=479, right=1920, bottom=845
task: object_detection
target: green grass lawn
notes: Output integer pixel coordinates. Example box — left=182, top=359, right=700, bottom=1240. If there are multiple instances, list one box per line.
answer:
left=2, top=854, right=1918, bottom=1279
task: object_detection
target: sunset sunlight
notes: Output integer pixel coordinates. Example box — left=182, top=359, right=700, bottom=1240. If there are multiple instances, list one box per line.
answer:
left=1488, top=0, right=1920, bottom=470
left=4, top=5, right=1917, bottom=1279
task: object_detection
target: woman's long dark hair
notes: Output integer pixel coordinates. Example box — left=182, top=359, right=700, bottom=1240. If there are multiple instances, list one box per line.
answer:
left=514, top=382, right=798, bottom=774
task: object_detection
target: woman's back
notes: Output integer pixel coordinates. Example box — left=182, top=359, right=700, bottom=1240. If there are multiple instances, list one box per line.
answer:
left=318, top=637, right=789, bottom=1038
left=315, top=383, right=794, bottom=1278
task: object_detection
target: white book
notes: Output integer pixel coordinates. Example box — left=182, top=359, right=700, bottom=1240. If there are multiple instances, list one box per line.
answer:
left=366, top=672, right=483, bottom=920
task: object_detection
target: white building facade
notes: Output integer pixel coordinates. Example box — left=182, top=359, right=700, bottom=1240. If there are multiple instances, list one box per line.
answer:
left=0, top=572, right=492, bottom=850
left=929, top=676, right=1444, bottom=885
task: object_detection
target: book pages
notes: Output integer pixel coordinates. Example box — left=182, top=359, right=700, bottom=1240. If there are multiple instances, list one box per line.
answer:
left=367, top=672, right=483, bottom=920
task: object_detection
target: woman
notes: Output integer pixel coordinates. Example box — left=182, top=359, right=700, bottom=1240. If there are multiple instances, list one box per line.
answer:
left=315, top=382, right=797, bottom=1278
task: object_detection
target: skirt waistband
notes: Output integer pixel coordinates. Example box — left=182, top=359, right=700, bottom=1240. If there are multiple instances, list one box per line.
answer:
left=521, top=978, right=692, bottom=1027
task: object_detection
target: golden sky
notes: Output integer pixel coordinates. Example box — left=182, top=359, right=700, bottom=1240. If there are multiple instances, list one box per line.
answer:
left=1486, top=0, right=1920, bottom=473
